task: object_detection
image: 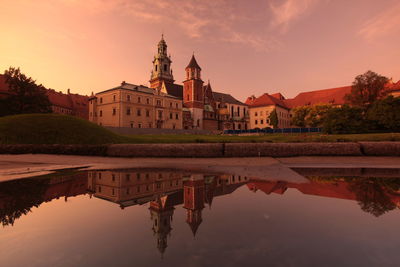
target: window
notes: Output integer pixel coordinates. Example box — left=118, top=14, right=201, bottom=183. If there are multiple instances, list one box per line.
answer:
left=98, top=186, right=102, bottom=193
left=158, top=110, right=163, bottom=119
left=138, top=123, right=142, bottom=128
left=112, top=174, right=115, bottom=181
left=127, top=108, right=131, bottom=115
left=130, top=123, right=134, bottom=128
left=126, top=174, right=130, bottom=181
left=112, top=188, right=115, bottom=196
left=100, top=110, right=103, bottom=117
left=148, top=123, right=152, bottom=128
left=170, top=102, right=172, bottom=108
left=176, top=103, right=178, bottom=108
left=156, top=100, right=162, bottom=106
left=137, top=109, right=141, bottom=116
left=146, top=98, right=150, bottom=104
left=113, top=95, right=116, bottom=102
left=255, top=112, right=258, bottom=116
left=170, top=113, right=173, bottom=119
left=112, top=108, right=116, bottom=115
left=127, top=95, right=131, bottom=102
left=155, top=65, right=158, bottom=71
left=255, top=120, right=258, bottom=125
left=261, top=119, right=264, bottom=124
left=100, top=98, right=103, bottom=104
left=175, top=113, right=178, bottom=119
left=136, top=173, right=140, bottom=180
left=164, top=64, right=167, bottom=71
left=146, top=110, right=150, bottom=117
left=138, top=97, right=141, bottom=103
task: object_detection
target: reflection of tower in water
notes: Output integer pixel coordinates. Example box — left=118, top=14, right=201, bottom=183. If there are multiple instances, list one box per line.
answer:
left=149, top=196, right=174, bottom=256
left=183, top=174, right=205, bottom=236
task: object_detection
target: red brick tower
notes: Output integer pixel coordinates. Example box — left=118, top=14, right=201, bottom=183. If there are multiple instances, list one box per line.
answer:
left=183, top=55, right=204, bottom=128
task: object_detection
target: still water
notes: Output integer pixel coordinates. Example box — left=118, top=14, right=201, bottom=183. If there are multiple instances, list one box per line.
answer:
left=1, top=168, right=400, bottom=267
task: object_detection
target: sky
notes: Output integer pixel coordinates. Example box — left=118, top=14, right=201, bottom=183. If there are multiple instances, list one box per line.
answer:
left=1, top=0, right=399, bottom=101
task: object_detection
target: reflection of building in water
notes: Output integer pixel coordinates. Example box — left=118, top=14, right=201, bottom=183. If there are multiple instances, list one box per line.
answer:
left=88, top=170, right=249, bottom=255
left=0, top=173, right=88, bottom=226
left=87, top=170, right=183, bottom=208
left=183, top=174, right=205, bottom=236
left=247, top=177, right=400, bottom=217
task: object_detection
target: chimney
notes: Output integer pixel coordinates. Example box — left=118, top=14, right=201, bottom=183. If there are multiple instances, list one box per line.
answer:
left=67, top=88, right=70, bottom=94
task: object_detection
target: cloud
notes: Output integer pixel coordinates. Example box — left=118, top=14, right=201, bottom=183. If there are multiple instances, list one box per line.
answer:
left=56, top=0, right=280, bottom=52
left=269, top=0, right=321, bottom=33
left=359, top=3, right=400, bottom=41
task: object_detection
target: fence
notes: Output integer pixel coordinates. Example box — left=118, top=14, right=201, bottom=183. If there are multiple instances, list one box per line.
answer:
left=223, top=127, right=323, bottom=135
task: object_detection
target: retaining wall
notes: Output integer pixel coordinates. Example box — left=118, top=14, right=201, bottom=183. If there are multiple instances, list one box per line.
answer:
left=0, top=142, right=398, bottom=157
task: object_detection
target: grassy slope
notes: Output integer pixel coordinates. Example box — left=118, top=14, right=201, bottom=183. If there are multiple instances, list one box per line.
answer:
left=0, top=114, right=399, bottom=144
left=0, top=114, right=126, bottom=144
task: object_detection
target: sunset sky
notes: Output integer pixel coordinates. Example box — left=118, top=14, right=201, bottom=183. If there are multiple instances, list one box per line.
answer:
left=1, top=0, right=399, bottom=101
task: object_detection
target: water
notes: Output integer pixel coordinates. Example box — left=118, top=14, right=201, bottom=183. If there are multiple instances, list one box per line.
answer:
left=1, top=168, right=400, bottom=267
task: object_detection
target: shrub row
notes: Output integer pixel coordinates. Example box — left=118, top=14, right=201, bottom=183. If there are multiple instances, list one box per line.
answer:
left=0, top=142, right=399, bottom=157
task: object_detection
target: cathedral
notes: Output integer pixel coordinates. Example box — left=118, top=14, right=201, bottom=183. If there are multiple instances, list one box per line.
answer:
left=149, top=35, right=249, bottom=131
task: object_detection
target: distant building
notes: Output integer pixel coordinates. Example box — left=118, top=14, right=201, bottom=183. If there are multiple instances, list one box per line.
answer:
left=246, top=80, right=400, bottom=129
left=88, top=82, right=182, bottom=129
left=245, top=93, right=291, bottom=129
left=0, top=74, right=89, bottom=119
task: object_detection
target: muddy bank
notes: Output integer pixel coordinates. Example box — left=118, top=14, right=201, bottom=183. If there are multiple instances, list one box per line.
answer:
left=0, top=142, right=399, bottom=157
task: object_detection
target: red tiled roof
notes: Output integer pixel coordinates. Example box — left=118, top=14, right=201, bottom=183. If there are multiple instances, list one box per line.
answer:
left=47, top=89, right=73, bottom=109
left=246, top=93, right=289, bottom=109
left=270, top=92, right=285, bottom=100
left=283, top=86, right=352, bottom=108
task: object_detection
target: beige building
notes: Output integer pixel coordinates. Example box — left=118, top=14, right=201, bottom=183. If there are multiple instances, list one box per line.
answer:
left=246, top=93, right=290, bottom=129
left=89, top=82, right=182, bottom=129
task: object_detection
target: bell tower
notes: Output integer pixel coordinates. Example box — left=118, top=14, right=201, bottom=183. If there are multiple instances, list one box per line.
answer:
left=150, top=35, right=174, bottom=89
left=183, top=54, right=204, bottom=128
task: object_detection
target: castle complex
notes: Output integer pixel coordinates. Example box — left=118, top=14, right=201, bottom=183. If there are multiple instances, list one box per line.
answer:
left=89, top=35, right=249, bottom=131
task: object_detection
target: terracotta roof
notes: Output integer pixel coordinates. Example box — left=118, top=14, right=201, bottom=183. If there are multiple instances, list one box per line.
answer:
left=186, top=55, right=201, bottom=70
left=283, top=86, right=351, bottom=108
left=270, top=92, right=285, bottom=100
left=246, top=93, right=288, bottom=109
left=212, top=91, right=246, bottom=105
left=47, top=89, right=73, bottom=109
left=386, top=80, right=400, bottom=92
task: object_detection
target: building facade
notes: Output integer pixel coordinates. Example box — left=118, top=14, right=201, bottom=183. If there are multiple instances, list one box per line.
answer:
left=89, top=82, right=182, bottom=129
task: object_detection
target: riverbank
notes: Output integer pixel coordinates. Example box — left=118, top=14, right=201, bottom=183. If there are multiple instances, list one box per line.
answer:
left=1, top=154, right=400, bottom=182
left=0, top=142, right=399, bottom=157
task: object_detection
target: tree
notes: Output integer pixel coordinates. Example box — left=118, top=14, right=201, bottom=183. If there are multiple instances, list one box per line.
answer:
left=345, top=70, right=389, bottom=109
left=305, top=104, right=333, bottom=128
left=366, top=95, right=400, bottom=132
left=322, top=105, right=366, bottom=134
left=269, top=108, right=279, bottom=129
left=1, top=67, right=52, bottom=116
left=290, top=106, right=311, bottom=127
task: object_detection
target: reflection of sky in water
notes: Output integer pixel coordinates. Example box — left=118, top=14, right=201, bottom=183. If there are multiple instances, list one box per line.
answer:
left=0, top=169, right=399, bottom=267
